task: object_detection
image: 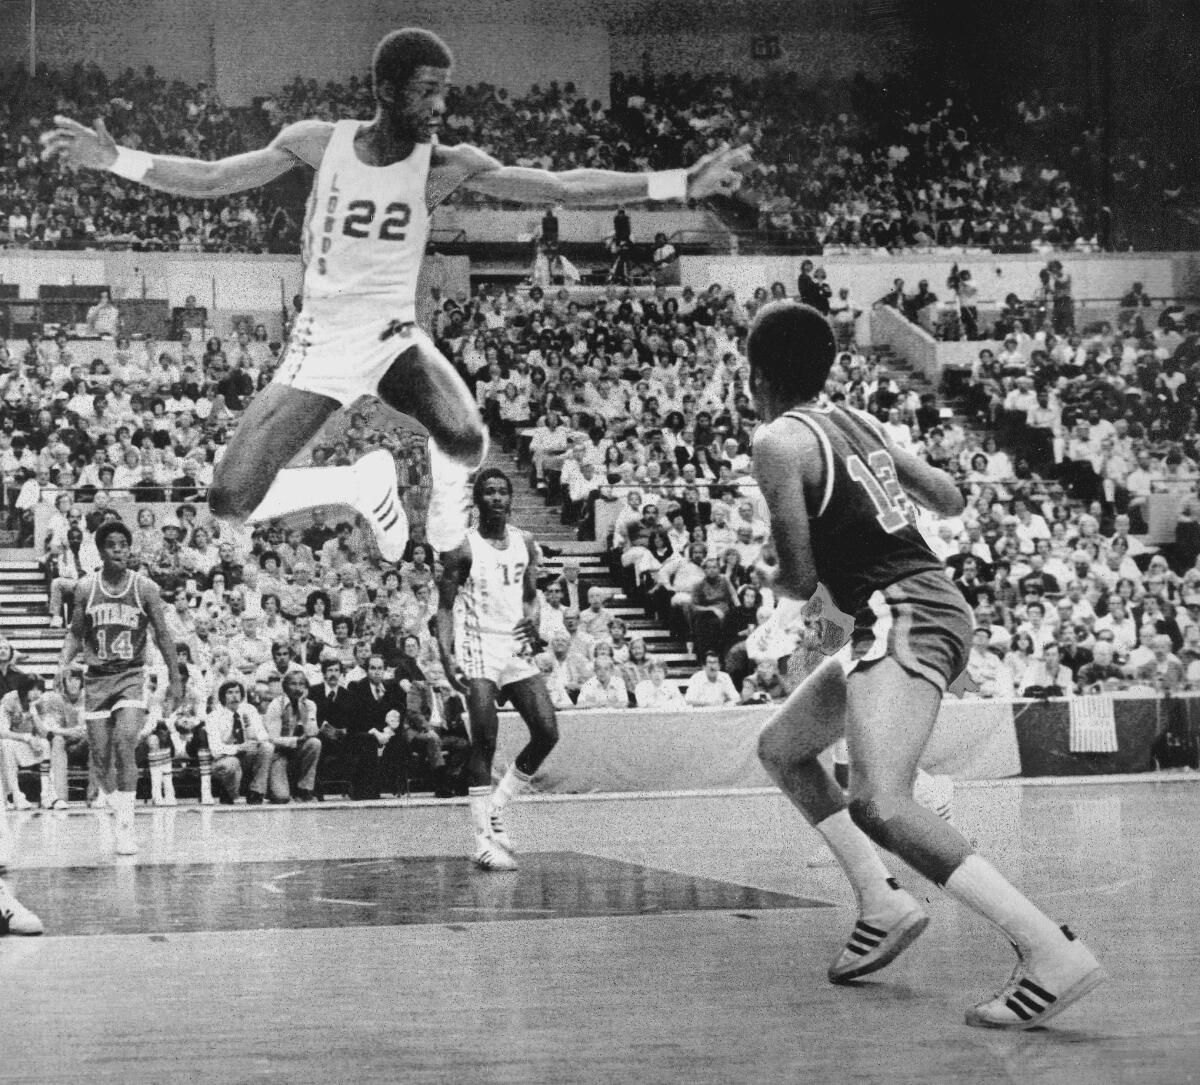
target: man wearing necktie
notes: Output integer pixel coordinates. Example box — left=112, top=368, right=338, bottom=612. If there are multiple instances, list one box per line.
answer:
left=202, top=680, right=270, bottom=804
left=262, top=669, right=322, bottom=803
left=346, top=655, right=407, bottom=799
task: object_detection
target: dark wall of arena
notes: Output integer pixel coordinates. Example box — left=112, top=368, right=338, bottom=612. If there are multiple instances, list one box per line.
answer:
left=0, top=0, right=905, bottom=104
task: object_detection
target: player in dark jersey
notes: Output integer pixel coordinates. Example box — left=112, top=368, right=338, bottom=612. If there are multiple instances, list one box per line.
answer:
left=748, top=301, right=1103, bottom=1030
left=435, top=469, right=559, bottom=872
left=59, top=522, right=181, bottom=856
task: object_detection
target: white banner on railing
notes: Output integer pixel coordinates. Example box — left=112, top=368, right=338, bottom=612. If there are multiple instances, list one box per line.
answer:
left=1069, top=694, right=1119, bottom=753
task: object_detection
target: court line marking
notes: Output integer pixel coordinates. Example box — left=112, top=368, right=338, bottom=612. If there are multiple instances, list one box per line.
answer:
left=22, top=772, right=1200, bottom=821
left=311, top=897, right=380, bottom=908
left=565, top=845, right=842, bottom=909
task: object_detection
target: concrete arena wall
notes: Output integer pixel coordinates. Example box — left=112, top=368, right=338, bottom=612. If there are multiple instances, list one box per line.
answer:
left=0, top=251, right=469, bottom=314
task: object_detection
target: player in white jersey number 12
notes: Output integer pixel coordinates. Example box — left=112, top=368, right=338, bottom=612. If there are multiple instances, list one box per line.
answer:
left=435, top=470, right=558, bottom=871
left=41, top=29, right=750, bottom=562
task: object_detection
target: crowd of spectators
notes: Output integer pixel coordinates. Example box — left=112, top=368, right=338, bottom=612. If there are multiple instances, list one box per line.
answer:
left=3, top=254, right=1200, bottom=804
left=423, top=273, right=1200, bottom=708
left=0, top=61, right=1130, bottom=255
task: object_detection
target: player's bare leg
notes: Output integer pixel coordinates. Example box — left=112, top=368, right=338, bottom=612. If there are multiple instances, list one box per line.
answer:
left=486, top=676, right=559, bottom=853
left=377, top=338, right=487, bottom=553
left=88, top=708, right=144, bottom=856
left=810, top=740, right=959, bottom=867
left=758, top=658, right=929, bottom=981
left=210, top=384, right=411, bottom=562
left=461, top=679, right=515, bottom=871
left=845, top=657, right=1103, bottom=1028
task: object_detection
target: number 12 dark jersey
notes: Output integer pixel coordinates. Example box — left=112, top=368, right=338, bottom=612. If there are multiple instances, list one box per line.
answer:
left=783, top=404, right=944, bottom=614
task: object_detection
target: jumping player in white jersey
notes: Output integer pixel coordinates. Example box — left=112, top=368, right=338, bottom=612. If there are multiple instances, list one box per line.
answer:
left=749, top=301, right=1102, bottom=1030
left=58, top=522, right=182, bottom=856
left=41, top=29, right=748, bottom=561
left=435, top=469, right=558, bottom=871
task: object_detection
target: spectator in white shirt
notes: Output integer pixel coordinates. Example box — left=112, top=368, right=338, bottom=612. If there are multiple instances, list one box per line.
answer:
left=882, top=407, right=914, bottom=450
left=260, top=669, right=321, bottom=803
left=575, top=655, right=628, bottom=709
left=683, top=652, right=740, bottom=707
left=634, top=660, right=687, bottom=710
left=203, top=680, right=271, bottom=803
left=534, top=650, right=575, bottom=710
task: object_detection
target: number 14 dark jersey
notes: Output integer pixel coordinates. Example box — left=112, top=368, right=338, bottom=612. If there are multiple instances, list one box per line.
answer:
left=80, top=571, right=150, bottom=676
left=782, top=404, right=944, bottom=614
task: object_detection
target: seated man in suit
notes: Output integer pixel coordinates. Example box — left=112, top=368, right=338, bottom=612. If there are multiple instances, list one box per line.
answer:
left=309, top=657, right=373, bottom=799
left=345, top=654, right=408, bottom=798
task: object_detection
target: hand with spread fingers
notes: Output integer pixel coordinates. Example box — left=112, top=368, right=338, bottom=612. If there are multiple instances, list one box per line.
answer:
left=686, top=144, right=754, bottom=199
left=40, top=115, right=119, bottom=172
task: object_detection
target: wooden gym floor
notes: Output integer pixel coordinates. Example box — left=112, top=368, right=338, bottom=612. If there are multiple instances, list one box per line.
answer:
left=1, top=778, right=1197, bottom=1085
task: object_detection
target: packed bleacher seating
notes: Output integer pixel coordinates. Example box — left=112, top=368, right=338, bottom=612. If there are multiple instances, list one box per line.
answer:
left=0, top=62, right=1141, bottom=254
left=3, top=122, right=1200, bottom=804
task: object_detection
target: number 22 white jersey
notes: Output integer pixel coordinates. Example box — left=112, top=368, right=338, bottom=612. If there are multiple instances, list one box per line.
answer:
left=300, top=120, right=432, bottom=325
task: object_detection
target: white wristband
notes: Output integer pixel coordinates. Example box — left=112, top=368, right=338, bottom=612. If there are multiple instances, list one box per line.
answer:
left=109, top=146, right=153, bottom=182
left=647, top=168, right=688, bottom=202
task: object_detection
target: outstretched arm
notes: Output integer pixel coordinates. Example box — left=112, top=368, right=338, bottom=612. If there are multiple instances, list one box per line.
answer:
left=40, top=116, right=331, bottom=199
left=439, top=143, right=751, bottom=208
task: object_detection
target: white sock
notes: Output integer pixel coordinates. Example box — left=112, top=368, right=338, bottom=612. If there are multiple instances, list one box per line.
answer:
left=815, top=808, right=897, bottom=914
left=429, top=441, right=472, bottom=487
left=148, top=761, right=163, bottom=802
left=468, top=786, right=492, bottom=847
left=109, top=790, right=136, bottom=831
left=490, top=765, right=532, bottom=815
left=944, top=854, right=1064, bottom=955
left=0, top=801, right=10, bottom=868
left=246, top=466, right=357, bottom=524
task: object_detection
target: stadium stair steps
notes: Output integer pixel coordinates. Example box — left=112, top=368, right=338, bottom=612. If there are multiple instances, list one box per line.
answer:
left=482, top=445, right=703, bottom=681
left=0, top=560, right=63, bottom=681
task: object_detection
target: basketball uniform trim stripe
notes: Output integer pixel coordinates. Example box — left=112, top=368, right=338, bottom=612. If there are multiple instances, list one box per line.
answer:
left=784, top=410, right=835, bottom=516
left=848, top=406, right=890, bottom=442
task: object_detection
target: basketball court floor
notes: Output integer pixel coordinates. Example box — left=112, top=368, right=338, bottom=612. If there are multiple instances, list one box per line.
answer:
left=1, top=777, right=1196, bottom=1085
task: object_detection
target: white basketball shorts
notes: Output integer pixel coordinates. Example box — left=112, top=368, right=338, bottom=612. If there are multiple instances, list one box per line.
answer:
left=274, top=309, right=436, bottom=407
left=459, top=629, right=540, bottom=689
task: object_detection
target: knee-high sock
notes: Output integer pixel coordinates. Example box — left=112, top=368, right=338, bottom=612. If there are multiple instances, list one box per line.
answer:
left=468, top=785, right=492, bottom=846
left=815, top=809, right=898, bottom=914
left=944, top=854, right=1065, bottom=955
left=490, top=765, right=532, bottom=815
left=0, top=798, right=10, bottom=867
left=109, top=790, right=136, bottom=832
left=246, top=466, right=358, bottom=524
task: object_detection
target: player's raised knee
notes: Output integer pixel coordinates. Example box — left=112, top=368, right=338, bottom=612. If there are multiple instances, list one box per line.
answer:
left=437, top=411, right=487, bottom=469
left=207, top=474, right=248, bottom=522
left=757, top=718, right=787, bottom=773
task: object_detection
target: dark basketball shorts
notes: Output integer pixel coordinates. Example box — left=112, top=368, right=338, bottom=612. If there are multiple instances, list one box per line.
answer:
left=83, top=669, right=146, bottom=720
left=848, top=569, right=973, bottom=694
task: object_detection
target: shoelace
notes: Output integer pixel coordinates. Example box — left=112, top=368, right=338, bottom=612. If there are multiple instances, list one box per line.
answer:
left=989, top=944, right=1028, bottom=1000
